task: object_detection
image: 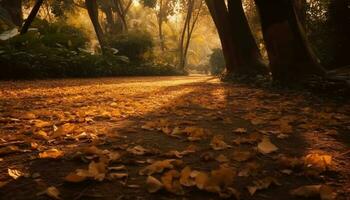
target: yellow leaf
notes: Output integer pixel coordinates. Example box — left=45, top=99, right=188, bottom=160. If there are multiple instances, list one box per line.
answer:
left=52, top=123, right=76, bottom=138
left=191, top=171, right=209, bottom=190
left=39, top=149, right=64, bottom=159
left=46, top=186, right=61, bottom=200
left=8, top=168, right=23, bottom=180
left=35, top=130, right=49, bottom=140
left=257, top=137, right=278, bottom=154
left=146, top=176, right=163, bottom=193
left=139, top=159, right=176, bottom=176
left=34, top=120, right=52, bottom=128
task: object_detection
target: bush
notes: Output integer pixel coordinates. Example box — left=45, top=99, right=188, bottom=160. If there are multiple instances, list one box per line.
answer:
left=209, top=48, right=225, bottom=75
left=106, top=31, right=154, bottom=63
left=0, top=20, right=181, bottom=79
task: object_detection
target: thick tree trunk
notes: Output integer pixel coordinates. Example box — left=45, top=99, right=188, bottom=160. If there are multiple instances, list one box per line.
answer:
left=205, top=0, right=238, bottom=74
left=254, top=0, right=325, bottom=83
left=0, top=0, right=23, bottom=27
left=329, top=0, right=350, bottom=67
left=20, top=0, right=43, bottom=34
left=205, top=0, right=267, bottom=76
left=85, top=0, right=106, bottom=53
left=227, top=0, right=267, bottom=74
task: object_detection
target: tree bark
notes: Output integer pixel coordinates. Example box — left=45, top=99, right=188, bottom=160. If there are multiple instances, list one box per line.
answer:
left=205, top=0, right=238, bottom=74
left=0, top=0, right=23, bottom=27
left=85, top=0, right=106, bottom=53
left=158, top=0, right=165, bottom=51
left=254, top=0, right=325, bottom=83
left=328, top=0, right=350, bottom=67
left=205, top=0, right=267, bottom=76
left=20, top=0, right=43, bottom=34
left=227, top=0, right=267, bottom=74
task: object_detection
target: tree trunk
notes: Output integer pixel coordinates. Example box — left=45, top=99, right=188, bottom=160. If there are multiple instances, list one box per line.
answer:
left=20, top=0, right=43, bottom=34
left=205, top=0, right=241, bottom=74
left=254, top=0, right=325, bottom=83
left=0, top=0, right=23, bottom=27
left=205, top=0, right=267, bottom=76
left=158, top=0, right=165, bottom=51
left=103, top=7, right=116, bottom=33
left=85, top=0, right=106, bottom=53
left=227, top=0, right=267, bottom=74
left=328, top=0, right=350, bottom=67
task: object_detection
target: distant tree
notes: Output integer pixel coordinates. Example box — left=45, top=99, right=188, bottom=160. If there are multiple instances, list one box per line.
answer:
left=178, top=0, right=203, bottom=70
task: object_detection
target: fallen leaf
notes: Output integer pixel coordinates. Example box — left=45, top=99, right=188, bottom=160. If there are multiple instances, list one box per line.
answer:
left=161, top=170, right=184, bottom=195
left=290, top=185, right=336, bottom=200
left=184, top=127, right=206, bottom=141
left=210, top=135, right=231, bottom=150
left=304, top=153, right=332, bottom=174
left=73, top=161, right=107, bottom=181
left=146, top=176, right=163, bottom=193
left=52, top=123, right=76, bottom=138
left=8, top=168, right=23, bottom=180
left=191, top=171, right=209, bottom=190
left=46, top=186, right=61, bottom=199
left=22, top=112, right=36, bottom=120
left=109, top=173, right=128, bottom=180
left=180, top=166, right=195, bottom=187
left=257, top=137, right=278, bottom=154
left=34, top=120, right=52, bottom=128
left=247, top=177, right=280, bottom=195
left=233, top=128, right=247, bottom=134
left=64, top=173, right=87, bottom=183
left=39, top=149, right=64, bottom=159
left=139, top=159, right=176, bottom=176
left=0, top=145, right=20, bottom=155
left=34, top=130, right=49, bottom=140
left=127, top=145, right=148, bottom=155
left=232, top=150, right=255, bottom=162
left=216, top=154, right=229, bottom=163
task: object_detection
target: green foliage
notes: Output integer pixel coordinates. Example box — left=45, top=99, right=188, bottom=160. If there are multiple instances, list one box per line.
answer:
left=209, top=48, right=225, bottom=75
left=106, top=31, right=154, bottom=63
left=0, top=21, right=181, bottom=79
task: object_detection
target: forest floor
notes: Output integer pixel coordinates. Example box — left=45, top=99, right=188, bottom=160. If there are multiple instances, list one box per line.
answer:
left=0, top=76, right=349, bottom=200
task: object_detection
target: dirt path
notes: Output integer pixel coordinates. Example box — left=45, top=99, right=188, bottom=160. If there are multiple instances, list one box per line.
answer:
left=0, top=76, right=349, bottom=200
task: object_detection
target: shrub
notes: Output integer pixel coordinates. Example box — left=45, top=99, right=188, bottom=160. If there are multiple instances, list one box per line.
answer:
left=106, top=31, right=154, bottom=63
left=209, top=48, right=225, bottom=75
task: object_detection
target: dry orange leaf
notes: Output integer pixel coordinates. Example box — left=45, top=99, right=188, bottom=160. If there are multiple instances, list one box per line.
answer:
left=247, top=177, right=280, bottom=195
left=146, top=176, right=163, bottom=193
left=139, top=159, right=176, bottom=176
left=64, top=173, right=87, bottom=183
left=290, top=185, right=336, bottom=200
left=161, top=170, right=184, bottom=195
left=180, top=166, right=195, bottom=187
left=45, top=186, right=61, bottom=200
left=304, top=153, right=332, bottom=173
left=210, top=135, right=231, bottom=150
left=39, top=149, right=64, bottom=159
left=257, top=137, right=278, bottom=154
